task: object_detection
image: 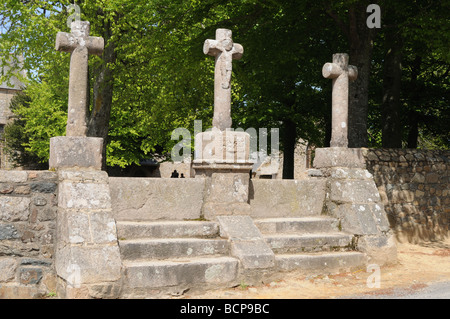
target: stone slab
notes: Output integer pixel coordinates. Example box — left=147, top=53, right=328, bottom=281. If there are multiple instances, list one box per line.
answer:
left=217, top=216, right=275, bottom=269
left=116, top=221, right=219, bottom=240
left=249, top=179, right=327, bottom=218
left=49, top=136, right=103, bottom=170
left=123, top=257, right=239, bottom=288
left=313, top=147, right=366, bottom=168
left=109, top=177, right=205, bottom=221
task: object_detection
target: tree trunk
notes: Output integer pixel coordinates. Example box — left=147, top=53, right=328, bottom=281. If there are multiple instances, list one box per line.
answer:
left=407, top=111, right=418, bottom=148
left=381, top=25, right=403, bottom=148
left=407, top=56, right=422, bottom=149
left=87, top=17, right=116, bottom=170
left=348, top=2, right=374, bottom=148
left=282, top=118, right=296, bottom=179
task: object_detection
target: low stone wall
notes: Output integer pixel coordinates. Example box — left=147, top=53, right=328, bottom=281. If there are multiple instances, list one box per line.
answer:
left=0, top=170, right=58, bottom=298
left=109, top=177, right=206, bottom=221
left=362, top=149, right=449, bottom=243
left=109, top=177, right=328, bottom=221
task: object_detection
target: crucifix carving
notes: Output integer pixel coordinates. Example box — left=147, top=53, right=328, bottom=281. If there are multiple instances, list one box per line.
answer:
left=322, top=53, right=358, bottom=148
left=56, top=20, right=104, bottom=136
left=204, top=29, right=243, bottom=130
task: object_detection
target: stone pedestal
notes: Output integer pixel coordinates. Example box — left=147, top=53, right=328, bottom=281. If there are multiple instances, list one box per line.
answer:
left=50, top=137, right=122, bottom=298
left=55, top=170, right=122, bottom=298
left=49, top=136, right=103, bottom=170
left=193, top=130, right=253, bottom=219
left=313, top=147, right=397, bottom=266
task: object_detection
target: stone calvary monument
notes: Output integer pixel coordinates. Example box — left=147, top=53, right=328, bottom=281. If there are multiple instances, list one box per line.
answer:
left=0, top=24, right=401, bottom=299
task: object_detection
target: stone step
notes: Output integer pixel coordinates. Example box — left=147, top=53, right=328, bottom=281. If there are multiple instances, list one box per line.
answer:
left=264, top=233, right=354, bottom=254
left=254, top=217, right=340, bottom=234
left=275, top=251, right=366, bottom=272
left=123, top=256, right=239, bottom=289
left=116, top=220, right=219, bottom=240
left=119, top=238, right=229, bottom=260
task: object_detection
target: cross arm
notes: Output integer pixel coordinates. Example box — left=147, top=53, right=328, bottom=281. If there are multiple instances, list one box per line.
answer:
left=55, top=32, right=104, bottom=56
left=322, top=62, right=342, bottom=79
left=203, top=39, right=221, bottom=57
left=348, top=65, right=358, bottom=81
left=232, top=43, right=244, bottom=60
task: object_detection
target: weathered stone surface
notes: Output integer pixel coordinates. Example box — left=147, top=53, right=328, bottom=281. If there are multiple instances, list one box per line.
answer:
left=109, top=177, right=205, bottom=221
left=314, top=147, right=366, bottom=168
left=56, top=245, right=122, bottom=284
left=58, top=180, right=111, bottom=210
left=19, top=267, right=43, bottom=285
left=116, top=221, right=219, bottom=240
left=55, top=20, right=104, bottom=136
left=124, top=257, right=238, bottom=288
left=49, top=136, right=103, bottom=170
left=0, top=258, right=17, bottom=282
left=0, top=224, right=20, bottom=240
left=0, top=171, right=27, bottom=183
left=204, top=28, right=243, bottom=130
left=30, top=182, right=57, bottom=194
left=276, top=251, right=366, bottom=272
left=322, top=53, right=358, bottom=147
left=0, top=197, right=31, bottom=222
left=194, top=130, right=251, bottom=164
left=329, top=179, right=380, bottom=204
left=356, top=233, right=397, bottom=265
left=250, top=179, right=327, bottom=218
left=218, top=216, right=275, bottom=269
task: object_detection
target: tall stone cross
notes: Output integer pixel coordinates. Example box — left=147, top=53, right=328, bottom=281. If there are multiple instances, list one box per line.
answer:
left=322, top=53, right=358, bottom=148
left=204, top=29, right=243, bottom=131
left=55, top=20, right=104, bottom=137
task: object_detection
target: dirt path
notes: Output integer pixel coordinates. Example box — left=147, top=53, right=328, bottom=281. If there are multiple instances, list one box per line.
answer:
left=184, top=239, right=450, bottom=299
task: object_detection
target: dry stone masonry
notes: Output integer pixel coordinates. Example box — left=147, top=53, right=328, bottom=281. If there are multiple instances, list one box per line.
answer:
left=0, top=171, right=57, bottom=298
left=362, top=148, right=449, bottom=243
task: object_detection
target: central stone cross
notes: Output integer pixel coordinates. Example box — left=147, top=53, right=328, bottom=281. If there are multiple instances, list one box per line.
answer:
left=56, top=20, right=104, bottom=137
left=322, top=53, right=358, bottom=148
left=204, top=29, right=243, bottom=131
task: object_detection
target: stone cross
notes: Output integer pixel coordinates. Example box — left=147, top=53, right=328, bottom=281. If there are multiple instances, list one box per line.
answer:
left=204, top=29, right=243, bottom=131
left=56, top=20, right=104, bottom=137
left=322, top=53, right=358, bottom=148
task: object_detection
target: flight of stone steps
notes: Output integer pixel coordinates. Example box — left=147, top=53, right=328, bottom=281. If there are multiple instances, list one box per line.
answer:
left=116, top=216, right=366, bottom=296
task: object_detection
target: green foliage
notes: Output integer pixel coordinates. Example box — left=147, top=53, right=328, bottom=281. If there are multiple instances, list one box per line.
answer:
left=0, top=0, right=448, bottom=170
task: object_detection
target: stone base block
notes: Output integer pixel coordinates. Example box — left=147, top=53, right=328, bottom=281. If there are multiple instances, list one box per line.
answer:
left=49, top=136, right=103, bottom=170
left=194, top=130, right=252, bottom=164
left=313, top=147, right=366, bottom=168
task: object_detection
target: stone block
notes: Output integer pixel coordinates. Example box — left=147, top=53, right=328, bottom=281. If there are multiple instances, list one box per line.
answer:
left=330, top=179, right=380, bottom=204
left=356, top=233, right=397, bottom=266
left=58, top=180, right=111, bottom=210
left=249, top=179, right=327, bottom=218
left=19, top=267, right=43, bottom=285
left=0, top=224, right=20, bottom=240
left=217, top=216, right=275, bottom=269
left=109, top=177, right=205, bottom=221
left=0, top=258, right=17, bottom=282
left=0, top=196, right=31, bottom=222
left=49, top=136, right=103, bottom=170
left=313, top=147, right=366, bottom=168
left=56, top=245, right=122, bottom=285
left=0, top=171, right=28, bottom=183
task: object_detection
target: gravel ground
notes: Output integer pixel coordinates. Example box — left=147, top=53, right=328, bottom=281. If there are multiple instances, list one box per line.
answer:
left=182, top=238, right=450, bottom=299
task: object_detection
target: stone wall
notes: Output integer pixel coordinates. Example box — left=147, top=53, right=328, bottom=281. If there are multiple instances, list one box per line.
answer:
left=362, top=149, right=449, bottom=243
left=0, top=170, right=58, bottom=298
